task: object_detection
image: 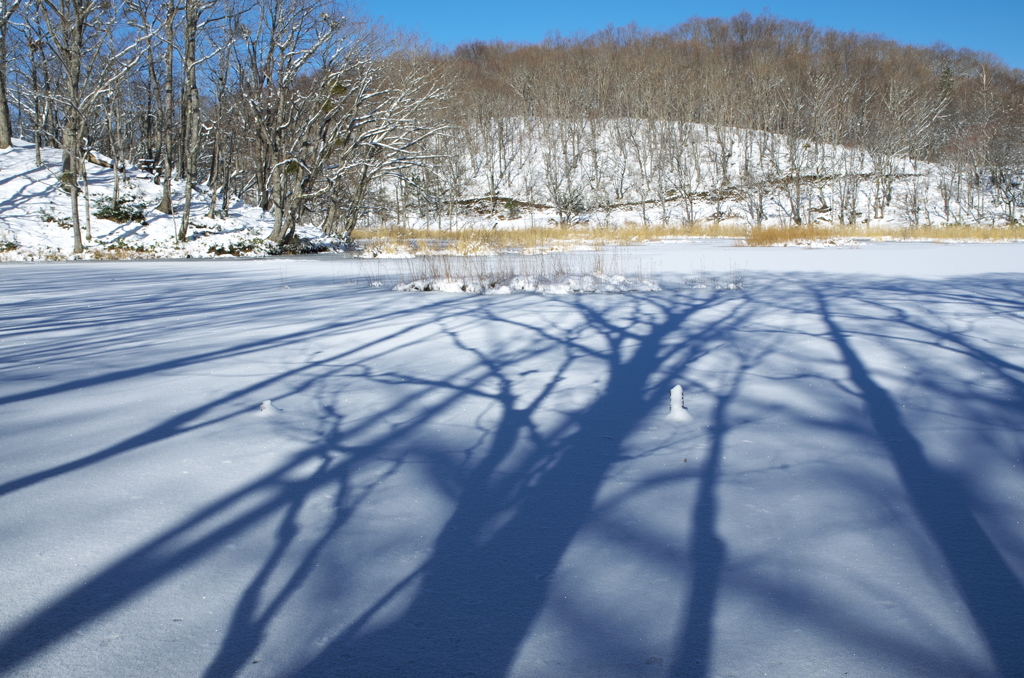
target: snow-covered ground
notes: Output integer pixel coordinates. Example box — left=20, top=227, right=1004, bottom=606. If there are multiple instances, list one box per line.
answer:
left=414, top=119, right=1024, bottom=232
left=0, top=139, right=336, bottom=261
left=2, top=241, right=1023, bottom=677
left=3, top=131, right=1023, bottom=267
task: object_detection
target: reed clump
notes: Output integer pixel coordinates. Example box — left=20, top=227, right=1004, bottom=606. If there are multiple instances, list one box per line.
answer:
left=743, top=223, right=1024, bottom=246
left=351, top=221, right=747, bottom=254
left=352, top=220, right=1024, bottom=253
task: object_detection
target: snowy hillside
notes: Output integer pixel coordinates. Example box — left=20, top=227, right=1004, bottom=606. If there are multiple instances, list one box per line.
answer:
left=1, top=125, right=1021, bottom=264
left=0, top=139, right=339, bottom=261
left=405, top=119, right=1023, bottom=233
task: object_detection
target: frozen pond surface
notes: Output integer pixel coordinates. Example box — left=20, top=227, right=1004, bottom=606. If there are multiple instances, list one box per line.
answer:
left=1, top=241, right=1023, bottom=677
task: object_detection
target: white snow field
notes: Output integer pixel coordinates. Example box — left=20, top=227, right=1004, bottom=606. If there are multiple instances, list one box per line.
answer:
left=0, top=139, right=334, bottom=261
left=1, top=241, right=1023, bottom=678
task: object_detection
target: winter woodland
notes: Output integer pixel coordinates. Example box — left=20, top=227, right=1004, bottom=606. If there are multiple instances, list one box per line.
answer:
left=0, top=8, right=1022, bottom=254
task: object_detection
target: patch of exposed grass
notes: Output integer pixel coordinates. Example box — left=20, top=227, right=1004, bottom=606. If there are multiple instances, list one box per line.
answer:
left=352, top=220, right=1024, bottom=253
left=271, top=237, right=334, bottom=255
left=92, top=240, right=157, bottom=260
left=207, top=238, right=269, bottom=256
left=352, top=222, right=747, bottom=255
left=896, top=223, right=1024, bottom=242
left=743, top=223, right=1024, bottom=246
left=744, top=224, right=861, bottom=246
left=93, top=195, right=148, bottom=224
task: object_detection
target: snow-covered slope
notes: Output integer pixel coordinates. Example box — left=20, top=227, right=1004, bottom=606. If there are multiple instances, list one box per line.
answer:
left=411, top=120, right=1022, bottom=232
left=1, top=126, right=1021, bottom=263
left=0, top=139, right=337, bottom=261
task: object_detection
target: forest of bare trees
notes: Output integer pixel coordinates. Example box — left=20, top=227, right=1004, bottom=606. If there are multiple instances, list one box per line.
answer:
left=2, top=5, right=1023, bottom=248
left=433, top=16, right=1024, bottom=229
left=1, top=0, right=448, bottom=251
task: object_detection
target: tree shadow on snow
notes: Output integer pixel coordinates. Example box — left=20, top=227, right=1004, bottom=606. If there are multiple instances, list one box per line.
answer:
left=0, top=265, right=1022, bottom=677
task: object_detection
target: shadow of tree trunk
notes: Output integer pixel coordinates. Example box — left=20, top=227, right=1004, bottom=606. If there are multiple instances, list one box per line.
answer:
left=819, top=290, right=1024, bottom=677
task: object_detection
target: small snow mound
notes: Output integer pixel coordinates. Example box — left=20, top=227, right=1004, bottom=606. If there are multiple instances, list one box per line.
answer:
left=394, top=274, right=661, bottom=295
left=257, top=400, right=282, bottom=417
left=666, top=384, right=693, bottom=423
left=773, top=238, right=857, bottom=248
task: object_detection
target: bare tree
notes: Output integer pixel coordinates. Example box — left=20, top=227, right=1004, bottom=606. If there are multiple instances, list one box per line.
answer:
left=155, top=0, right=175, bottom=214
left=315, top=49, right=449, bottom=240
left=0, top=0, right=21, bottom=148
left=38, top=0, right=142, bottom=252
left=175, top=0, right=220, bottom=241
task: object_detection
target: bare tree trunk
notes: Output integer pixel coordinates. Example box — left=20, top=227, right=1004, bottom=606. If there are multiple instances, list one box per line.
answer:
left=45, top=0, right=87, bottom=253
left=0, top=27, right=13, bottom=148
left=0, top=0, right=20, bottom=150
left=65, top=130, right=84, bottom=252
left=205, top=136, right=219, bottom=217
left=110, top=103, right=122, bottom=203
left=81, top=150, right=92, bottom=241
left=177, top=0, right=199, bottom=242
left=157, top=2, right=175, bottom=215
left=30, top=37, right=43, bottom=166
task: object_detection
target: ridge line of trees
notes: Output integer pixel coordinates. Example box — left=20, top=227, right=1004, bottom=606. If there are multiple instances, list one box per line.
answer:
left=1, top=8, right=1022, bottom=250
left=430, top=15, right=1023, bottom=228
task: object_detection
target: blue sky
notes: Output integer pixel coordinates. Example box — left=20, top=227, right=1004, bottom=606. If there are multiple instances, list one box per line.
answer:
left=362, top=0, right=1024, bottom=70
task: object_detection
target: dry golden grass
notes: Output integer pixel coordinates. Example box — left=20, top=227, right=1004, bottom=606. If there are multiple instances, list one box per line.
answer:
left=744, top=224, right=861, bottom=246
left=352, top=221, right=1024, bottom=253
left=743, top=223, right=1024, bottom=246
left=90, top=245, right=158, bottom=260
left=351, top=222, right=748, bottom=254
left=897, top=223, right=1024, bottom=241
